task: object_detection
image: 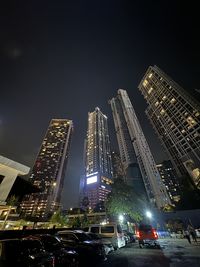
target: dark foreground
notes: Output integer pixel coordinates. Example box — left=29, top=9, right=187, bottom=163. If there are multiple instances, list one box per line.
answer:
left=98, top=238, right=200, bottom=267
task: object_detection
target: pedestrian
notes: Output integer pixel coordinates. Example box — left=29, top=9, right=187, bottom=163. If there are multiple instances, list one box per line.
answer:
left=187, top=225, right=197, bottom=243
left=184, top=230, right=191, bottom=244
left=190, top=230, right=197, bottom=243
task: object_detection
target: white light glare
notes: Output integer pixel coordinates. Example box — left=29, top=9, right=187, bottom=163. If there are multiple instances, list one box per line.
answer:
left=146, top=211, right=152, bottom=219
left=119, top=214, right=124, bottom=222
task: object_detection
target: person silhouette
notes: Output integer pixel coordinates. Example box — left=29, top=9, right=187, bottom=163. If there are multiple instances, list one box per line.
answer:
left=184, top=229, right=191, bottom=244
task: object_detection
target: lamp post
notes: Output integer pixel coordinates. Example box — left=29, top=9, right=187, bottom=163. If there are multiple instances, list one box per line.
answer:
left=119, top=214, right=124, bottom=223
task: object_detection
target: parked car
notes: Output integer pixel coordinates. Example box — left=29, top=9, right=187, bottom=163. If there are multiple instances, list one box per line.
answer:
left=25, top=234, right=79, bottom=267
left=84, top=223, right=126, bottom=249
left=123, top=230, right=135, bottom=243
left=0, top=238, right=55, bottom=267
left=136, top=224, right=160, bottom=248
left=85, top=232, right=114, bottom=255
left=122, top=231, right=131, bottom=245
left=56, top=230, right=106, bottom=264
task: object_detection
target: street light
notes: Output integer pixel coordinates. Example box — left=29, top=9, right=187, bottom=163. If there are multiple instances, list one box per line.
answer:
left=146, top=211, right=152, bottom=219
left=119, top=214, right=124, bottom=223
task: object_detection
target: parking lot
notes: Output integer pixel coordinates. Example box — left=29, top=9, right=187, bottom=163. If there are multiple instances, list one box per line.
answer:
left=98, top=238, right=200, bottom=267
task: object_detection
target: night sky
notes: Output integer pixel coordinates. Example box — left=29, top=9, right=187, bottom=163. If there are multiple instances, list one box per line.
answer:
left=1, top=1, right=200, bottom=209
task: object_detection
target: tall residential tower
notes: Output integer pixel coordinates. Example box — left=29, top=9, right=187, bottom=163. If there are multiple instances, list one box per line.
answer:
left=138, top=66, right=200, bottom=189
left=83, top=107, right=113, bottom=209
left=110, top=89, right=171, bottom=209
left=21, top=119, right=73, bottom=219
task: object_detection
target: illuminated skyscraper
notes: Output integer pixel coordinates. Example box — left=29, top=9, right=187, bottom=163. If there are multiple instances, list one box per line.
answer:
left=21, top=119, right=73, bottom=219
left=110, top=89, right=171, bottom=209
left=156, top=160, right=181, bottom=204
left=84, top=107, right=113, bottom=209
left=138, top=66, right=200, bottom=189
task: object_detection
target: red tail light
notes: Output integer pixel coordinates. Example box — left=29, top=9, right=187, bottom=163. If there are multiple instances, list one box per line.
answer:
left=153, top=229, right=158, bottom=238
left=136, top=231, right=140, bottom=238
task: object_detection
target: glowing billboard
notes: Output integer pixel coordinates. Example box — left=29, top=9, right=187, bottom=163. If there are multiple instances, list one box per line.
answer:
left=87, top=175, right=98, bottom=184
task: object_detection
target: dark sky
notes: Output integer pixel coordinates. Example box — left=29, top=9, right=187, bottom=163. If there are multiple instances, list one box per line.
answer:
left=0, top=0, right=200, bottom=209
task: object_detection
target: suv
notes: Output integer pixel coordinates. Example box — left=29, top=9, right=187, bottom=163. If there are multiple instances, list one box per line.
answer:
left=0, top=239, right=54, bottom=267
left=57, top=230, right=106, bottom=263
left=26, top=234, right=79, bottom=267
left=136, top=224, right=159, bottom=248
left=85, top=232, right=114, bottom=255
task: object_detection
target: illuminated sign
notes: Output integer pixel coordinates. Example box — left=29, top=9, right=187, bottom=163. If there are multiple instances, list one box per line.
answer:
left=87, top=175, right=98, bottom=184
left=86, top=172, right=98, bottom=177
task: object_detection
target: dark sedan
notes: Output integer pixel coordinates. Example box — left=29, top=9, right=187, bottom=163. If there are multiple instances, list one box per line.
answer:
left=25, top=234, right=79, bottom=267
left=57, top=230, right=106, bottom=265
left=0, top=238, right=54, bottom=267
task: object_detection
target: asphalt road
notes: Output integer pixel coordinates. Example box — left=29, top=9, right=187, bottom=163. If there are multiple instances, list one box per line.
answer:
left=97, top=238, right=200, bottom=267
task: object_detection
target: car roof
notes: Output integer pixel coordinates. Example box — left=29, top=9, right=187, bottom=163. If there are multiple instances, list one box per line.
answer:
left=57, top=230, right=84, bottom=234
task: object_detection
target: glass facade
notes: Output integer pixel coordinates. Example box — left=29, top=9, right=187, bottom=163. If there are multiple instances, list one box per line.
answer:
left=110, top=89, right=171, bottom=209
left=157, top=160, right=181, bottom=203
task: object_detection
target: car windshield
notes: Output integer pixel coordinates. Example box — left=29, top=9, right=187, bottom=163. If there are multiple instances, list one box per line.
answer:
left=75, top=232, right=92, bottom=242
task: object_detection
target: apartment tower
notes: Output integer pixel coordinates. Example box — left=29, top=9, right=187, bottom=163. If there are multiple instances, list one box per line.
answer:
left=110, top=89, right=171, bottom=209
left=84, top=107, right=113, bottom=209
left=21, top=119, right=73, bottom=219
left=138, top=66, right=200, bottom=189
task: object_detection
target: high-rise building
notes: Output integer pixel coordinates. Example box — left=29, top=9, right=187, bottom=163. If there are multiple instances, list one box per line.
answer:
left=110, top=89, right=171, bottom=209
left=156, top=160, right=181, bottom=204
left=83, top=107, right=113, bottom=209
left=111, top=151, right=126, bottom=181
left=138, top=65, right=200, bottom=189
left=21, top=119, right=73, bottom=219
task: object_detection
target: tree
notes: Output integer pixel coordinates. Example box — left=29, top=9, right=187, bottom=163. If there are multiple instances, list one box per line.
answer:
left=1, top=195, right=19, bottom=230
left=50, top=209, right=68, bottom=227
left=71, top=216, right=81, bottom=228
left=106, top=179, right=146, bottom=222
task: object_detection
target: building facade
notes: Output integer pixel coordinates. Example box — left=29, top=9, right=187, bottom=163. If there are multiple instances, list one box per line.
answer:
left=83, top=107, right=113, bottom=209
left=157, top=160, right=181, bottom=204
left=111, top=151, right=126, bottom=181
left=0, top=155, right=30, bottom=205
left=138, top=65, right=200, bottom=189
left=21, top=119, right=73, bottom=219
left=110, top=89, right=171, bottom=209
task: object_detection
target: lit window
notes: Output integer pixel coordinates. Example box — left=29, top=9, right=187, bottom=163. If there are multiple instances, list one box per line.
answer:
left=170, top=98, right=176, bottom=104
left=181, top=129, right=186, bottom=134
left=195, top=112, right=200, bottom=117
left=148, top=87, right=153, bottom=94
left=155, top=101, right=159, bottom=107
left=186, top=116, right=197, bottom=127
left=148, top=73, right=153, bottom=78
left=162, top=95, right=167, bottom=100
left=143, top=80, right=148, bottom=87
left=160, top=109, right=165, bottom=115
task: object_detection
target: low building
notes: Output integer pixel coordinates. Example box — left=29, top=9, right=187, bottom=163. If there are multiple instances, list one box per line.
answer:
left=0, top=155, right=30, bottom=205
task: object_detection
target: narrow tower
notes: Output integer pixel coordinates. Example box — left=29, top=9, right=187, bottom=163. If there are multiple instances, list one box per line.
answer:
left=110, top=89, right=171, bottom=209
left=83, top=107, right=113, bottom=209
